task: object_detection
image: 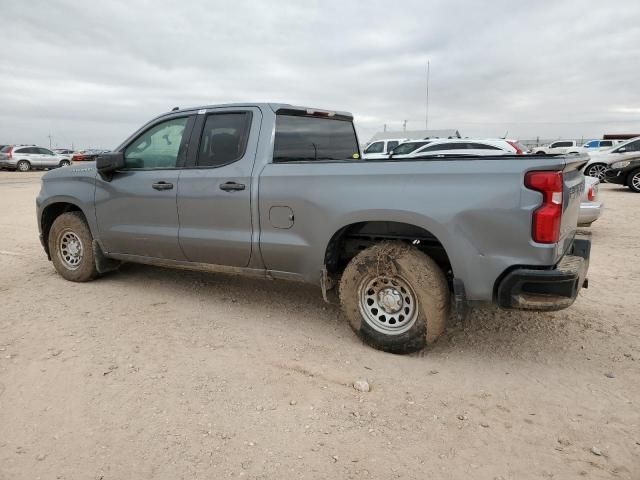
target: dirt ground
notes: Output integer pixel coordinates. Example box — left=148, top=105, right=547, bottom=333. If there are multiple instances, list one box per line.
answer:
left=0, top=171, right=638, bottom=480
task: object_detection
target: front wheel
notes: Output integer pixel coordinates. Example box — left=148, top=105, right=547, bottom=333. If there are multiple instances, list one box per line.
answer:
left=339, top=242, right=450, bottom=354
left=59, top=159, right=71, bottom=167
left=627, top=168, right=640, bottom=193
left=48, top=212, right=99, bottom=282
left=585, top=163, right=608, bottom=180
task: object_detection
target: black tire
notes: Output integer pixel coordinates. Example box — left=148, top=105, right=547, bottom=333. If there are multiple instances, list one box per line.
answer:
left=536, top=151, right=546, bottom=155
left=585, top=163, right=608, bottom=180
left=339, top=241, right=450, bottom=354
left=627, top=168, right=640, bottom=193
left=48, top=212, right=99, bottom=282
left=59, top=159, right=71, bottom=167
left=17, top=160, right=31, bottom=172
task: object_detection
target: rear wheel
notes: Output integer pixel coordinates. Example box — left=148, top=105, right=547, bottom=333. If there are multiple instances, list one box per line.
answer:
left=17, top=160, right=31, bottom=172
left=585, top=163, right=608, bottom=181
left=627, top=168, right=640, bottom=193
left=339, top=242, right=450, bottom=354
left=48, top=212, right=99, bottom=282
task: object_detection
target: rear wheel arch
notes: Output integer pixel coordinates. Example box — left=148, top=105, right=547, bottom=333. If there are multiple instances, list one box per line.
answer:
left=323, top=221, right=453, bottom=281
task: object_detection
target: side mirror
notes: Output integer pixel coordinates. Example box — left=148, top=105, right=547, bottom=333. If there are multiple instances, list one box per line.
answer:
left=96, top=152, right=125, bottom=179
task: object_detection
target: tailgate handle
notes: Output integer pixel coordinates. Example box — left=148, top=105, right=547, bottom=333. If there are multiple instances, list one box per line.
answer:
left=152, top=181, right=174, bottom=191
left=220, top=182, right=246, bottom=192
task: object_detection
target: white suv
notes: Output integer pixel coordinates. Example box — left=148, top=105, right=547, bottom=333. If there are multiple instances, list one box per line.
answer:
left=362, top=138, right=408, bottom=159
left=0, top=145, right=72, bottom=172
left=583, top=136, right=640, bottom=179
left=392, top=138, right=525, bottom=158
left=531, top=140, right=578, bottom=155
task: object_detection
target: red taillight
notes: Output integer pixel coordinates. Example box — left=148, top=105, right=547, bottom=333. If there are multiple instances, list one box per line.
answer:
left=587, top=185, right=595, bottom=201
left=507, top=140, right=524, bottom=155
left=7, top=146, right=13, bottom=159
left=525, top=171, right=563, bottom=244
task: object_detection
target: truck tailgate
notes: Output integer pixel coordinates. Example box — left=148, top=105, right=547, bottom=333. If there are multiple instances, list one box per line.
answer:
left=557, top=156, right=588, bottom=261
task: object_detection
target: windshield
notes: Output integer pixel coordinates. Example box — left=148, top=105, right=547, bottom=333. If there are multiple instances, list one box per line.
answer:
left=392, top=141, right=429, bottom=155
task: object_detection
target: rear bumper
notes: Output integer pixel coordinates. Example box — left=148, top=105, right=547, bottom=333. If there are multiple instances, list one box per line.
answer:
left=496, top=232, right=591, bottom=311
left=578, top=202, right=603, bottom=225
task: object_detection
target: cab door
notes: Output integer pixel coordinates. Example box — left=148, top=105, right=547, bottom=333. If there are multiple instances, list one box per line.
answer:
left=95, top=114, right=195, bottom=259
left=177, top=107, right=260, bottom=267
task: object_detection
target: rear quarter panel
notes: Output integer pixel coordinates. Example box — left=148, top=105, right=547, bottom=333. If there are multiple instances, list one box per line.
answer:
left=258, top=156, right=574, bottom=301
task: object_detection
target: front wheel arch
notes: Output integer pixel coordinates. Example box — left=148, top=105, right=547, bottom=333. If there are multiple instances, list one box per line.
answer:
left=41, top=202, right=86, bottom=257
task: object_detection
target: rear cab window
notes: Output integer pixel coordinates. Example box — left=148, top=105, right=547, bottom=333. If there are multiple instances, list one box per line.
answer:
left=273, top=114, right=360, bottom=162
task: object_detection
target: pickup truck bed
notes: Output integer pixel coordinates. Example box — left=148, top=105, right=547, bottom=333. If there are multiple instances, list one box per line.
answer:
left=36, top=103, right=592, bottom=354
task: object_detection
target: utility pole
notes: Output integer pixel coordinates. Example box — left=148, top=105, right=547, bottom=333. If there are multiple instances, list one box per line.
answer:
left=403, top=120, right=407, bottom=132
left=425, top=60, right=430, bottom=130
left=383, top=124, right=387, bottom=132
left=47, top=133, right=53, bottom=148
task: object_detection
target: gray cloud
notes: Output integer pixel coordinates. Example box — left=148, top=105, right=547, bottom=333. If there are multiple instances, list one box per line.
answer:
left=1, top=0, right=639, bottom=148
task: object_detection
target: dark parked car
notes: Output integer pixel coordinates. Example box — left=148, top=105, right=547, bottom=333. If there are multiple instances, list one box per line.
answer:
left=604, top=156, right=640, bottom=192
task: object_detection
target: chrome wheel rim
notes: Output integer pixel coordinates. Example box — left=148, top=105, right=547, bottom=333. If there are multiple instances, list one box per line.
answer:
left=18, top=162, right=29, bottom=171
left=633, top=172, right=640, bottom=191
left=588, top=164, right=607, bottom=180
left=58, top=230, right=83, bottom=270
left=358, top=275, right=418, bottom=335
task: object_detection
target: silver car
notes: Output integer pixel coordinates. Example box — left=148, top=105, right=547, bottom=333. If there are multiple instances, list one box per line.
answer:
left=0, top=145, right=72, bottom=171
left=579, top=176, right=603, bottom=226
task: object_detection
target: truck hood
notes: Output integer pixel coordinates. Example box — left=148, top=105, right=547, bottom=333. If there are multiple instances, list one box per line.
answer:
left=42, top=161, right=97, bottom=182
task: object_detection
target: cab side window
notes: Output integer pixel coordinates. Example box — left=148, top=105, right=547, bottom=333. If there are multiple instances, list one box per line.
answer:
left=386, top=141, right=399, bottom=153
left=196, top=113, right=252, bottom=168
left=365, top=142, right=384, bottom=154
left=124, top=117, right=188, bottom=169
left=624, top=140, right=640, bottom=152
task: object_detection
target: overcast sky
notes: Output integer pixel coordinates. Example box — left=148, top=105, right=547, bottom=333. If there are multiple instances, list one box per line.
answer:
left=1, top=0, right=639, bottom=149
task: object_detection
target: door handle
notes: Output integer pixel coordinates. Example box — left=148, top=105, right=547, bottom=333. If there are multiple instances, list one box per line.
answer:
left=152, top=181, right=174, bottom=191
left=219, top=182, right=246, bottom=192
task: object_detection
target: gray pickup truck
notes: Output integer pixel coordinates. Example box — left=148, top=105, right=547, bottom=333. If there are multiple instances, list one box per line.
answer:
left=36, top=103, right=591, bottom=353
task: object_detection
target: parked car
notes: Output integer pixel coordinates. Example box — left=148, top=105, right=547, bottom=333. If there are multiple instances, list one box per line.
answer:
left=582, top=136, right=640, bottom=180
left=531, top=140, right=580, bottom=155
left=362, top=138, right=408, bottom=159
left=53, top=148, right=76, bottom=156
left=388, top=140, right=433, bottom=157
left=395, top=138, right=525, bottom=158
left=603, top=156, right=640, bottom=193
left=567, top=139, right=621, bottom=154
left=578, top=176, right=603, bottom=226
left=36, top=103, right=591, bottom=354
left=0, top=145, right=72, bottom=171
left=72, top=149, right=109, bottom=162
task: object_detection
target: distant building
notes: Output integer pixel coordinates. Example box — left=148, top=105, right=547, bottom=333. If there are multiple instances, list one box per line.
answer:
left=368, top=129, right=460, bottom=144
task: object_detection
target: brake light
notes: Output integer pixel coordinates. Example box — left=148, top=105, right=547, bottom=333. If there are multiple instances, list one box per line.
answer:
left=525, top=171, right=563, bottom=244
left=507, top=140, right=524, bottom=155
left=7, top=146, right=13, bottom=159
left=587, top=185, right=595, bottom=201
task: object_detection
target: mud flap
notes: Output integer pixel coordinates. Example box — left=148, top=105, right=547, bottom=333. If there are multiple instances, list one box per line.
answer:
left=92, top=240, right=122, bottom=274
